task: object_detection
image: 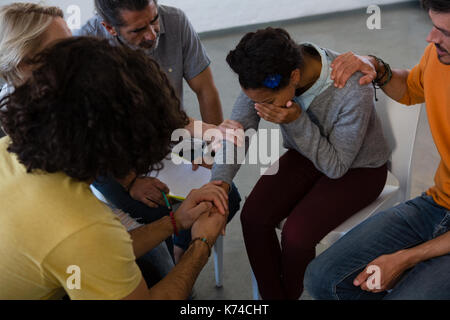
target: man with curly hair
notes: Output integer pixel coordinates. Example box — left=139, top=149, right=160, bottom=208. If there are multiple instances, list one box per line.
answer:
left=0, top=37, right=229, bottom=300
left=78, top=0, right=242, bottom=264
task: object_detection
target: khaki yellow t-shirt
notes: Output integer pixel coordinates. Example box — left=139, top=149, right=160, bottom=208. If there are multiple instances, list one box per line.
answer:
left=0, top=137, right=142, bottom=299
left=399, top=43, right=450, bottom=209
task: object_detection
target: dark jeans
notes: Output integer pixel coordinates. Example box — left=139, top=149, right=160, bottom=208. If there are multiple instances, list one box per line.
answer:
left=241, top=149, right=387, bottom=300
left=136, top=241, right=174, bottom=288
left=304, top=193, right=450, bottom=300
left=92, top=176, right=242, bottom=251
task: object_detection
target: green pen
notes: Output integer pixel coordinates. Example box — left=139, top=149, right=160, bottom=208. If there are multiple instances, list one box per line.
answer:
left=161, top=191, right=172, bottom=211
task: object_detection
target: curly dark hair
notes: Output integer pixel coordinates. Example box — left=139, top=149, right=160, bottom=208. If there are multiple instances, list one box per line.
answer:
left=226, top=27, right=305, bottom=91
left=422, top=0, right=450, bottom=13
left=0, top=36, right=189, bottom=181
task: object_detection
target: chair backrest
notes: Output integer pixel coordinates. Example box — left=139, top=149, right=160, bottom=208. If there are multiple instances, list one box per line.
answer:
left=374, top=92, right=423, bottom=202
left=90, top=185, right=109, bottom=204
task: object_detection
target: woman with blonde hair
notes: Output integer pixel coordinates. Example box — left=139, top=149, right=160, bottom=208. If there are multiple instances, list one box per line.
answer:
left=0, top=3, right=72, bottom=138
left=0, top=2, right=71, bottom=87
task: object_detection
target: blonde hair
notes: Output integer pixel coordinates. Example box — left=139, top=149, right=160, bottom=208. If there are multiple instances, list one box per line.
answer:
left=0, top=3, right=63, bottom=84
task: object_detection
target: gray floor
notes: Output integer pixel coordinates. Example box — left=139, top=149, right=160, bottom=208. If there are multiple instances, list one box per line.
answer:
left=182, top=3, right=440, bottom=300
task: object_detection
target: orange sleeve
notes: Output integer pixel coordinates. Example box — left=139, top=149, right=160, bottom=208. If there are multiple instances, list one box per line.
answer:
left=398, top=44, right=433, bottom=105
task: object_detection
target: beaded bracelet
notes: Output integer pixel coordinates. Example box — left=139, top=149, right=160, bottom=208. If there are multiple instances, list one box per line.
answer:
left=189, top=237, right=212, bottom=257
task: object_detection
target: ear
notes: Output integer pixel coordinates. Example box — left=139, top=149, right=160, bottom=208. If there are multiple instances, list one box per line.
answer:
left=290, top=69, right=301, bottom=87
left=101, top=21, right=118, bottom=37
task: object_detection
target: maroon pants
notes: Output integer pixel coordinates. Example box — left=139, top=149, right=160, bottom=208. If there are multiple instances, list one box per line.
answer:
left=241, top=150, right=387, bottom=300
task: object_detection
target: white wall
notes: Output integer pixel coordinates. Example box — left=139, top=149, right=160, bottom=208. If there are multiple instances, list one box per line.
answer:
left=0, top=0, right=414, bottom=33
left=0, top=0, right=96, bottom=28
left=161, top=0, right=414, bottom=33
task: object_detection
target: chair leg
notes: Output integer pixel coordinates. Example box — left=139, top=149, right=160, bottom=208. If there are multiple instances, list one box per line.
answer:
left=213, top=235, right=223, bottom=287
left=251, top=270, right=260, bottom=300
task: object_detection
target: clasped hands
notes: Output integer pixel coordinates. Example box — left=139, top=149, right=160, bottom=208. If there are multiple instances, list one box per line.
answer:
left=130, top=177, right=229, bottom=246
left=175, top=180, right=230, bottom=245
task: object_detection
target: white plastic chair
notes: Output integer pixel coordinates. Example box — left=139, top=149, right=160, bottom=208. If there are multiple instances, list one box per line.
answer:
left=89, top=185, right=225, bottom=287
left=251, top=93, right=423, bottom=300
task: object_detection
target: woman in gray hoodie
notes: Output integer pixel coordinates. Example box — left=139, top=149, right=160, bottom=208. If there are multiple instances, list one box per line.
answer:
left=211, top=27, right=391, bottom=300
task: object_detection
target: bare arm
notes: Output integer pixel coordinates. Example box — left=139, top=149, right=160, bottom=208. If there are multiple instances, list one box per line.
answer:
left=330, top=52, right=411, bottom=102
left=146, top=239, right=210, bottom=299
left=115, top=172, right=137, bottom=190
left=184, top=116, right=216, bottom=139
left=187, top=66, right=223, bottom=126
left=123, top=205, right=227, bottom=300
left=354, top=231, right=450, bottom=292
left=129, top=215, right=175, bottom=259
left=379, top=68, right=410, bottom=102
left=123, top=239, right=210, bottom=300
left=400, top=230, right=450, bottom=268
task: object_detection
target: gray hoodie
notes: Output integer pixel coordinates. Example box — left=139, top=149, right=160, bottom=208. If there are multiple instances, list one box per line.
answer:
left=211, top=46, right=391, bottom=185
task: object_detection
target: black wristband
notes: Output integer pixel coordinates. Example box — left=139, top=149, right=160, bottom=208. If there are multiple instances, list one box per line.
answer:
left=368, top=55, right=393, bottom=88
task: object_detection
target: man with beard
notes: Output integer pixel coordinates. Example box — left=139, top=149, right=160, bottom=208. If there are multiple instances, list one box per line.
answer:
left=79, top=0, right=222, bottom=121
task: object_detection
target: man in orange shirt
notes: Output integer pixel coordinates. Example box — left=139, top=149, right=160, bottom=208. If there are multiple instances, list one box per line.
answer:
left=304, top=0, right=450, bottom=299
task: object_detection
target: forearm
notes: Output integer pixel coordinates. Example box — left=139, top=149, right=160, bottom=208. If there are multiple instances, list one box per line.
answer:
left=185, top=117, right=216, bottom=140
left=116, top=172, right=137, bottom=190
left=184, top=117, right=196, bottom=136
left=147, top=240, right=209, bottom=299
left=211, top=139, right=247, bottom=186
left=129, top=216, right=179, bottom=258
left=197, top=88, right=223, bottom=126
left=368, top=56, right=410, bottom=102
left=398, top=231, right=450, bottom=269
left=210, top=92, right=261, bottom=185
left=381, top=69, right=410, bottom=102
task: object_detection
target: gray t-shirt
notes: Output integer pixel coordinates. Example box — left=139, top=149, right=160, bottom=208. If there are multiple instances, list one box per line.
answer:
left=76, top=5, right=211, bottom=105
left=211, top=47, right=391, bottom=185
